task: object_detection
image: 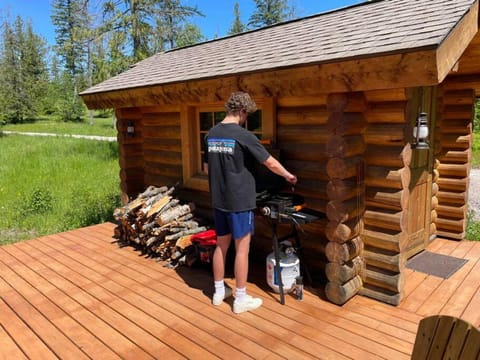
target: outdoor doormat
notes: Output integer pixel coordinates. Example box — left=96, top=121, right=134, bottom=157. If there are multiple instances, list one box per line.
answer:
left=406, top=250, right=468, bottom=279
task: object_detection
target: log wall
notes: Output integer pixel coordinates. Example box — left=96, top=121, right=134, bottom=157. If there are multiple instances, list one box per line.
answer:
left=324, top=93, right=367, bottom=305
left=359, top=89, right=411, bottom=306
left=434, top=87, right=475, bottom=239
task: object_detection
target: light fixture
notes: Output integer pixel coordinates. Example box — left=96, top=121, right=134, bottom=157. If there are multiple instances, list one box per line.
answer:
left=127, top=121, right=135, bottom=137
left=412, top=112, right=429, bottom=150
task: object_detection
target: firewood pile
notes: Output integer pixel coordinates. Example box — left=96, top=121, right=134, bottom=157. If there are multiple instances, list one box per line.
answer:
left=113, top=185, right=208, bottom=268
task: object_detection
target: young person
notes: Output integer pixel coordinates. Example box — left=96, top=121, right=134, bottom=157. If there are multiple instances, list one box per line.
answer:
left=206, top=91, right=297, bottom=313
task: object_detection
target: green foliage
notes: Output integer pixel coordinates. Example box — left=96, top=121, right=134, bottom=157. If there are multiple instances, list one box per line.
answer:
left=24, top=188, right=54, bottom=214
left=228, top=2, right=246, bottom=35
left=466, top=211, right=480, bottom=241
left=0, top=135, right=120, bottom=244
left=248, top=0, right=295, bottom=28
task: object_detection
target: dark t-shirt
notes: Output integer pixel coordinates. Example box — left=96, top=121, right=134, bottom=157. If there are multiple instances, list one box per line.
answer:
left=206, top=122, right=270, bottom=211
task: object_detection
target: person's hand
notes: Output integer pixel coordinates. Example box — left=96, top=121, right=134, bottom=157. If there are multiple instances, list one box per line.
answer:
left=286, top=174, right=297, bottom=185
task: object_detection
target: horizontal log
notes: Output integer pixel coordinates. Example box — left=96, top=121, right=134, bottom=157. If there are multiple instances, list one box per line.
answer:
left=144, top=150, right=182, bottom=166
left=362, top=227, right=406, bottom=252
left=435, top=229, right=465, bottom=240
left=284, top=159, right=329, bottom=181
left=325, top=257, right=365, bottom=283
left=437, top=177, right=469, bottom=192
left=363, top=88, right=407, bottom=102
left=436, top=190, right=468, bottom=205
left=359, top=284, right=403, bottom=306
left=277, top=107, right=329, bottom=127
left=364, top=265, right=405, bottom=293
left=364, top=101, right=407, bottom=123
left=116, top=108, right=142, bottom=120
left=431, top=209, right=438, bottom=223
left=277, top=125, right=329, bottom=143
left=281, top=143, right=329, bottom=162
left=440, top=134, right=471, bottom=150
left=431, top=196, right=439, bottom=210
left=436, top=149, right=471, bottom=164
left=432, top=168, right=440, bottom=183
left=143, top=125, right=181, bottom=140
left=326, top=135, right=366, bottom=158
left=437, top=163, right=469, bottom=178
left=441, top=89, right=476, bottom=105
left=365, top=144, right=412, bottom=167
left=277, top=96, right=328, bottom=108
left=363, top=209, right=407, bottom=232
left=364, top=124, right=406, bottom=146
left=442, top=104, right=475, bottom=119
left=327, top=179, right=363, bottom=202
left=431, top=183, right=439, bottom=196
left=366, top=187, right=409, bottom=211
left=436, top=204, right=467, bottom=220
left=326, top=156, right=364, bottom=180
left=436, top=217, right=466, bottom=233
left=327, top=197, right=365, bottom=223
left=327, top=112, right=366, bottom=136
left=325, top=218, right=363, bottom=244
left=364, top=246, right=406, bottom=272
left=142, top=112, right=180, bottom=126
left=437, top=119, right=472, bottom=134
left=325, top=275, right=363, bottom=305
left=143, top=138, right=182, bottom=152
left=325, top=236, right=363, bottom=263
left=430, top=222, right=437, bottom=236
left=365, top=166, right=410, bottom=190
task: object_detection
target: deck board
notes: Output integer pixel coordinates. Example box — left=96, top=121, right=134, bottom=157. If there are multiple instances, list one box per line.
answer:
left=0, top=222, right=478, bottom=359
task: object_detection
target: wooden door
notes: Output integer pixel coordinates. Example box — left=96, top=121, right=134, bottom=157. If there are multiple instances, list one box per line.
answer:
left=404, top=86, right=436, bottom=258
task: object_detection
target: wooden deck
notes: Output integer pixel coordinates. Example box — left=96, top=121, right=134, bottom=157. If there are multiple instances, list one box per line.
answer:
left=0, top=223, right=478, bottom=360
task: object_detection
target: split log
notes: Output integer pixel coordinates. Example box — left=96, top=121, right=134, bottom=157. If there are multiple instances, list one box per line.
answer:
left=157, top=204, right=193, bottom=225
left=325, top=275, right=363, bottom=305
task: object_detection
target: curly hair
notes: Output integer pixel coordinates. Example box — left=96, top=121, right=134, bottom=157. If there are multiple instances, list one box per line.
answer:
left=224, top=92, right=257, bottom=114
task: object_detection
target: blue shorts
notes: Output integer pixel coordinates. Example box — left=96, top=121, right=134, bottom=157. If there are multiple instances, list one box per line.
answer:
left=214, top=209, right=254, bottom=240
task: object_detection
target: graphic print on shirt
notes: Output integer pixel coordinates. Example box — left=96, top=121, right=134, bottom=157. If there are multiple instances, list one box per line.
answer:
left=208, top=138, right=236, bottom=155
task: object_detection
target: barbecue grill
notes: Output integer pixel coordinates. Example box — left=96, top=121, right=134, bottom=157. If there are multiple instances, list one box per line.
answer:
left=256, top=191, right=325, bottom=304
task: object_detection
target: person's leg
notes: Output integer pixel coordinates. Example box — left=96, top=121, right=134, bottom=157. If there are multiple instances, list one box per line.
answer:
left=212, top=209, right=233, bottom=305
left=213, top=234, right=231, bottom=282
left=233, top=232, right=250, bottom=289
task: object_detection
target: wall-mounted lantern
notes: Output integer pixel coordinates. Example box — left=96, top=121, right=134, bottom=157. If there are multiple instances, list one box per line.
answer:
left=127, top=120, right=135, bottom=137
left=412, top=112, right=429, bottom=150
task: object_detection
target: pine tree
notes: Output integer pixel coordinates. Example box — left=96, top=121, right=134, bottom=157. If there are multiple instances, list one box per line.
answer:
left=248, top=0, right=295, bottom=29
left=228, top=2, right=246, bottom=35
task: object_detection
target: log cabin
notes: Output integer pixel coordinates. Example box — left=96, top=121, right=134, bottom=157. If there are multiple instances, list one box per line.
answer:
left=80, top=0, right=480, bottom=306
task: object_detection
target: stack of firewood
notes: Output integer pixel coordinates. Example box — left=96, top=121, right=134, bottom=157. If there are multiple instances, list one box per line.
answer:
left=113, top=185, right=207, bottom=267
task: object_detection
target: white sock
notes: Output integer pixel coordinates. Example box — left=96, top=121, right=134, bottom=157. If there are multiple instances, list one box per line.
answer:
left=214, top=280, right=225, bottom=296
left=235, top=287, right=247, bottom=302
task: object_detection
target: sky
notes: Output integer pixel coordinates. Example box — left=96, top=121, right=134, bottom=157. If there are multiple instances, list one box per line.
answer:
left=0, top=0, right=364, bottom=45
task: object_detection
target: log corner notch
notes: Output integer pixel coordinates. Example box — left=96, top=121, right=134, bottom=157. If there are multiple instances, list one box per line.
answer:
left=324, top=92, right=367, bottom=305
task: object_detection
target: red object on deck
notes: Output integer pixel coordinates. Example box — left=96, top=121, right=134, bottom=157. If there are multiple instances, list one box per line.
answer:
left=191, top=229, right=217, bottom=246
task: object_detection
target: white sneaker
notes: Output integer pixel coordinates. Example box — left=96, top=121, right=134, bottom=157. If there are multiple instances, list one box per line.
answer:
left=212, top=287, right=233, bottom=306
left=233, top=295, right=263, bottom=314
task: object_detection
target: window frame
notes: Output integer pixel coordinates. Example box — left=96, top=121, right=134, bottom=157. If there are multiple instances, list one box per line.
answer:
left=180, top=97, right=276, bottom=192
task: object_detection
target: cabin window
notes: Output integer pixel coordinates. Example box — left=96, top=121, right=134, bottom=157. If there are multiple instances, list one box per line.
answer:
left=181, top=98, right=275, bottom=192
left=199, top=109, right=263, bottom=174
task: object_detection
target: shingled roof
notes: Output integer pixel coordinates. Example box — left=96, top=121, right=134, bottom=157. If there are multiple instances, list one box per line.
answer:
left=81, top=0, right=477, bottom=96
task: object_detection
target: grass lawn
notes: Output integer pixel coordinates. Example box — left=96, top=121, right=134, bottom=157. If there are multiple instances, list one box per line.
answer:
left=1, top=115, right=117, bottom=137
left=0, top=134, right=120, bottom=244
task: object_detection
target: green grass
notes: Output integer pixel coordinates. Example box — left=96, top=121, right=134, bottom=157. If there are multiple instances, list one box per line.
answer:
left=1, top=115, right=116, bottom=137
left=472, top=130, right=479, bottom=168
left=0, top=134, right=120, bottom=245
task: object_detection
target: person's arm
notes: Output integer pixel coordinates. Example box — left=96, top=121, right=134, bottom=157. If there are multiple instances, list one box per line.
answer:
left=263, top=155, right=297, bottom=185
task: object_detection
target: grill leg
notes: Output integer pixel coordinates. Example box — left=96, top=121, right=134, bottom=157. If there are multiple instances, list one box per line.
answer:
left=272, top=222, right=285, bottom=305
